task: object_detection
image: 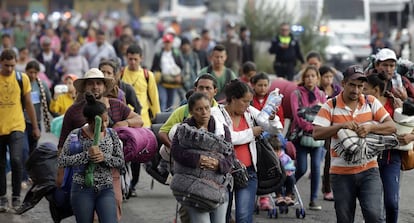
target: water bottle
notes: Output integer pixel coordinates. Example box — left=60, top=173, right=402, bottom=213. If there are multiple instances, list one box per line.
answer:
left=258, top=89, right=283, bottom=122
left=69, top=133, right=84, bottom=173
left=391, top=73, right=403, bottom=90
left=69, top=133, right=82, bottom=154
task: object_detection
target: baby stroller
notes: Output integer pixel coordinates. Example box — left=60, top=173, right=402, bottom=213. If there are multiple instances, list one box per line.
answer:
left=255, top=135, right=306, bottom=219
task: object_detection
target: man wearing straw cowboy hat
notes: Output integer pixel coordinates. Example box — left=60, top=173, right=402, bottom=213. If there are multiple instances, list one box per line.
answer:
left=56, top=68, right=143, bottom=220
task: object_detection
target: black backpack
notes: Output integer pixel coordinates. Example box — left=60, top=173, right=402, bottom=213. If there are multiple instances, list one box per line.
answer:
left=256, top=135, right=286, bottom=195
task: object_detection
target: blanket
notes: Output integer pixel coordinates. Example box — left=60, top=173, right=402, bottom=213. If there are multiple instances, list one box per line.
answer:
left=114, top=127, right=158, bottom=163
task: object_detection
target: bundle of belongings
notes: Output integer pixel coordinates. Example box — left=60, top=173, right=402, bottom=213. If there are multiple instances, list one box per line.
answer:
left=16, top=142, right=73, bottom=222
left=394, top=100, right=414, bottom=150
left=334, top=123, right=399, bottom=164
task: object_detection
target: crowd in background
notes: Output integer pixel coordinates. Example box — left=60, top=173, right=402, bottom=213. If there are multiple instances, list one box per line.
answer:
left=1, top=11, right=414, bottom=223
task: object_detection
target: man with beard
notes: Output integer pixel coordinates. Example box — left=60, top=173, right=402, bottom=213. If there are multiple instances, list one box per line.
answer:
left=312, top=65, right=396, bottom=223
left=56, top=68, right=142, bottom=221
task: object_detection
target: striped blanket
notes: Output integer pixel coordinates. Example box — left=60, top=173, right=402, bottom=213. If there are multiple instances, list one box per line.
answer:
left=334, top=129, right=399, bottom=164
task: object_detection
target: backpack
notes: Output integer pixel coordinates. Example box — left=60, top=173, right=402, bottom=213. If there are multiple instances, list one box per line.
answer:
left=255, top=135, right=286, bottom=195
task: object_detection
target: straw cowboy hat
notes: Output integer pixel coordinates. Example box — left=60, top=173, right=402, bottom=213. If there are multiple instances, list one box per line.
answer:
left=73, top=68, right=115, bottom=93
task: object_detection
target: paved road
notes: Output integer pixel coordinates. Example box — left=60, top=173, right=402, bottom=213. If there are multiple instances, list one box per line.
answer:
left=1, top=133, right=414, bottom=222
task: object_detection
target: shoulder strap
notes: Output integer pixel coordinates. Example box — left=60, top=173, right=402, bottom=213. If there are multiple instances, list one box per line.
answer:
left=143, top=68, right=149, bottom=81
left=77, top=128, right=82, bottom=140
left=225, top=68, right=232, bottom=84
left=364, top=94, right=372, bottom=109
left=331, top=97, right=337, bottom=125
left=16, top=71, right=24, bottom=108
left=143, top=68, right=152, bottom=106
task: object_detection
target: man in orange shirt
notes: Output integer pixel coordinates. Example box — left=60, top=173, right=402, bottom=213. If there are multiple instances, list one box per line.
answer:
left=312, top=65, right=396, bottom=223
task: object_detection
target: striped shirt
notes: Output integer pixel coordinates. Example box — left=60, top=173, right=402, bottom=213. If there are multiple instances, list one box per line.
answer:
left=312, top=92, right=389, bottom=175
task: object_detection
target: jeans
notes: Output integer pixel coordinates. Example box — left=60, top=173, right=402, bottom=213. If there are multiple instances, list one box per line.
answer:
left=227, top=167, right=257, bottom=223
left=71, top=183, right=118, bottom=223
left=129, top=161, right=141, bottom=190
left=331, top=168, right=384, bottom=223
left=378, top=150, right=401, bottom=223
left=158, top=85, right=177, bottom=112
left=0, top=131, right=25, bottom=197
left=187, top=193, right=229, bottom=223
left=294, top=143, right=323, bottom=202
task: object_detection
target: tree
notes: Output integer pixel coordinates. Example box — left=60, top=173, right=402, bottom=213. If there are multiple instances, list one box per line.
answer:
left=242, top=0, right=328, bottom=73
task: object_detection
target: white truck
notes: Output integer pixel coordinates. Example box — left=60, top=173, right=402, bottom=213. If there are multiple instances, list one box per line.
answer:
left=321, top=0, right=372, bottom=61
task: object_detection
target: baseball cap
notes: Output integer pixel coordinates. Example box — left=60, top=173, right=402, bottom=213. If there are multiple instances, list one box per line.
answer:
left=162, top=34, right=174, bottom=43
left=343, top=65, right=367, bottom=81
left=376, top=48, right=397, bottom=62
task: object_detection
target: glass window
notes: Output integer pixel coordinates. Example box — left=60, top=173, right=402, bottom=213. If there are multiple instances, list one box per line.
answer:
left=323, top=0, right=364, bottom=20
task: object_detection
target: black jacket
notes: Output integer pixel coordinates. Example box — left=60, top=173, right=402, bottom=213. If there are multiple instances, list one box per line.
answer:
left=268, top=34, right=304, bottom=64
left=119, top=80, right=142, bottom=114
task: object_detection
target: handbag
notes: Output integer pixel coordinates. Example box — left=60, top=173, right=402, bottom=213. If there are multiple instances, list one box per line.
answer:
left=288, top=127, right=303, bottom=142
left=300, top=131, right=325, bottom=148
left=401, top=148, right=414, bottom=171
left=231, top=159, right=249, bottom=189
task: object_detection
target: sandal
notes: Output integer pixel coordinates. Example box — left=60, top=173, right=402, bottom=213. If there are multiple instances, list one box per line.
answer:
left=275, top=197, right=286, bottom=206
left=285, top=196, right=295, bottom=206
left=323, top=192, right=334, bottom=201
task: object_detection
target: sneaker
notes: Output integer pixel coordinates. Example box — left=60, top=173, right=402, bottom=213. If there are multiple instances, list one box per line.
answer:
left=0, top=196, right=8, bottom=212
left=285, top=196, right=295, bottom=206
left=309, top=201, right=322, bottom=210
left=323, top=192, right=334, bottom=201
left=128, top=189, right=137, bottom=198
left=12, top=196, right=21, bottom=210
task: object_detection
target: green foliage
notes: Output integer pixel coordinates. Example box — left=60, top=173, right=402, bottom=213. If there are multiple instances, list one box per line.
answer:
left=243, top=0, right=294, bottom=41
left=242, top=0, right=329, bottom=71
left=297, top=15, right=329, bottom=59
left=255, top=52, right=274, bottom=74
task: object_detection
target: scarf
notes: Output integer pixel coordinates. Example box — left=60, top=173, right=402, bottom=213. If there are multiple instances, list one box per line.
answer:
left=37, top=78, right=50, bottom=132
left=306, top=87, right=317, bottom=103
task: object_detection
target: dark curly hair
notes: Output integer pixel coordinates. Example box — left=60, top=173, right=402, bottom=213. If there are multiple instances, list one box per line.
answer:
left=224, top=79, right=253, bottom=104
left=83, top=92, right=107, bottom=123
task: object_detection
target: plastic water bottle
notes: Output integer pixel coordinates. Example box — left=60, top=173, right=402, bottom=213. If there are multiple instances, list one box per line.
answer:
left=69, top=133, right=84, bottom=173
left=257, top=88, right=283, bottom=123
left=391, top=73, right=403, bottom=90
left=69, top=133, right=82, bottom=155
